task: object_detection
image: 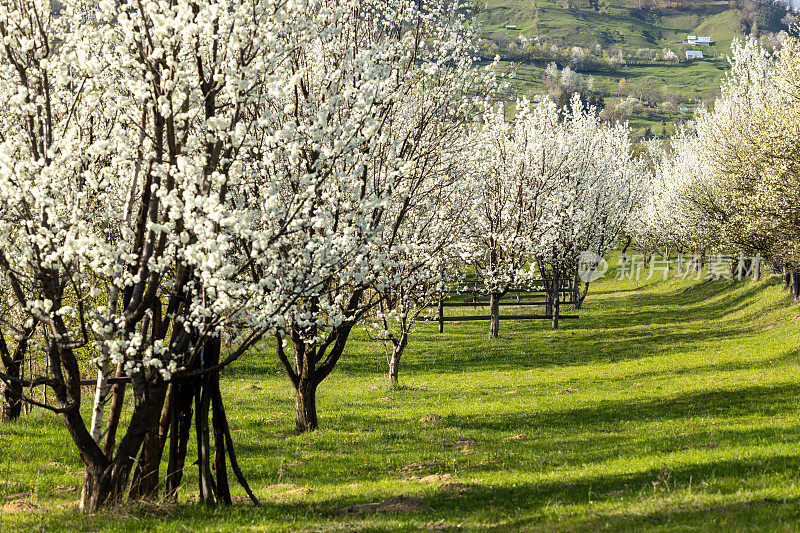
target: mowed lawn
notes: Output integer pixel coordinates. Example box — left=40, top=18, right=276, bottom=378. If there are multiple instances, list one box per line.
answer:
left=3, top=262, right=800, bottom=531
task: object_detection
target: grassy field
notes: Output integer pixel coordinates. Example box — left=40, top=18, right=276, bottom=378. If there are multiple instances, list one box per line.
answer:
left=478, top=0, right=743, bottom=50
left=480, top=0, right=752, bottom=135
left=3, top=259, right=800, bottom=531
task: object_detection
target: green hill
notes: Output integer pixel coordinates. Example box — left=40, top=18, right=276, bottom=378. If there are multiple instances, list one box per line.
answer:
left=477, top=0, right=745, bottom=50
left=476, top=0, right=792, bottom=138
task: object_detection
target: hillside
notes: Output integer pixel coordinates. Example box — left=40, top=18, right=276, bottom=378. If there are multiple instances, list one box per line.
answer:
left=476, top=0, right=794, bottom=138
left=477, top=0, right=745, bottom=50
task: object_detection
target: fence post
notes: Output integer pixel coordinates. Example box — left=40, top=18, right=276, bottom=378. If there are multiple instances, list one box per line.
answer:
left=437, top=297, right=444, bottom=334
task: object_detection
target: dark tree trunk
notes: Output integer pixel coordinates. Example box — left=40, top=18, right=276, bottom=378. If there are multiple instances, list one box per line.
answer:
left=437, top=297, right=444, bottom=334
left=488, top=292, right=501, bottom=338
left=792, top=272, right=800, bottom=300
left=195, top=354, right=216, bottom=507
left=294, top=375, right=318, bottom=432
left=102, top=362, right=127, bottom=458
left=0, top=339, right=24, bottom=422
left=784, top=265, right=791, bottom=289
left=0, top=327, right=33, bottom=422
left=552, top=268, right=560, bottom=330
left=78, top=372, right=156, bottom=512
left=570, top=271, right=580, bottom=310
left=620, top=235, right=632, bottom=262
left=129, top=380, right=168, bottom=499
left=576, top=280, right=590, bottom=310
left=388, top=333, right=408, bottom=388
left=165, top=379, right=195, bottom=499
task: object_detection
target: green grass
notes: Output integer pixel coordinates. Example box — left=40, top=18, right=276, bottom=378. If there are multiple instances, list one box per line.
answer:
left=480, top=0, right=748, bottom=135
left=3, top=258, right=800, bottom=531
left=478, top=0, right=743, bottom=50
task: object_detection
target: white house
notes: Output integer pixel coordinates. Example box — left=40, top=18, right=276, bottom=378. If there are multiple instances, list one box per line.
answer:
left=686, top=50, right=704, bottom=60
left=687, top=35, right=712, bottom=45
left=505, top=24, right=519, bottom=30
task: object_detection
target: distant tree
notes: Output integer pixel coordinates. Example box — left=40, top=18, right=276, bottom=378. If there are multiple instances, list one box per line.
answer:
left=555, top=90, right=606, bottom=115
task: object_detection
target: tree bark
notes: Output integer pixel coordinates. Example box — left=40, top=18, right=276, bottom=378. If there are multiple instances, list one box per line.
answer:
left=78, top=371, right=156, bottom=512
left=0, top=329, right=30, bottom=422
left=89, top=359, right=111, bottom=442
left=437, top=297, right=444, bottom=334
left=129, top=380, right=168, bottom=500
left=165, top=379, right=194, bottom=499
left=294, top=375, right=318, bottom=432
left=488, top=292, right=501, bottom=338
left=101, top=362, right=127, bottom=459
left=792, top=271, right=800, bottom=300
left=387, top=333, right=408, bottom=388
left=552, top=268, right=560, bottom=330
left=576, top=279, right=590, bottom=310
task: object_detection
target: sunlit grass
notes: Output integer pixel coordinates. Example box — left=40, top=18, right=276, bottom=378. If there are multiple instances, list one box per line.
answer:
left=3, top=258, right=800, bottom=531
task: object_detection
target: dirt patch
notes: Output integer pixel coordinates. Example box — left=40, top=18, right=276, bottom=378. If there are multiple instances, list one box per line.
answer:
left=338, top=495, right=428, bottom=515
left=402, top=473, right=451, bottom=484
left=401, top=459, right=441, bottom=474
left=242, top=384, right=262, bottom=390
left=49, top=485, right=77, bottom=495
left=419, top=414, right=442, bottom=424
left=556, top=388, right=577, bottom=395
left=454, top=438, right=478, bottom=454
left=2, top=499, right=38, bottom=514
left=439, top=482, right=471, bottom=494
left=504, top=434, right=528, bottom=441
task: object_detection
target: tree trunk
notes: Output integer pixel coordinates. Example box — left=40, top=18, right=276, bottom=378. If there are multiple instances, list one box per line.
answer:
left=570, top=270, right=580, bottom=310
left=0, top=328, right=32, bottom=422
left=437, top=297, right=444, bottom=334
left=388, top=333, right=408, bottom=388
left=576, top=279, right=590, bottom=310
left=88, top=359, right=111, bottom=442
left=0, top=352, right=23, bottom=422
left=129, top=380, right=168, bottom=500
left=488, top=292, right=501, bottom=339
left=195, top=357, right=216, bottom=507
left=784, top=265, right=791, bottom=289
left=101, top=362, right=127, bottom=458
left=620, top=235, right=632, bottom=263
left=77, top=372, right=156, bottom=512
left=552, top=268, right=560, bottom=330
left=165, top=379, right=194, bottom=499
left=792, top=272, right=800, bottom=300
left=294, top=375, right=318, bottom=432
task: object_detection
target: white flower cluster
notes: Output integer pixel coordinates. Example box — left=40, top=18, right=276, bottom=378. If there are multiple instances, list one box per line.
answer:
left=0, top=0, right=491, bottom=388
left=459, top=96, right=646, bottom=290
